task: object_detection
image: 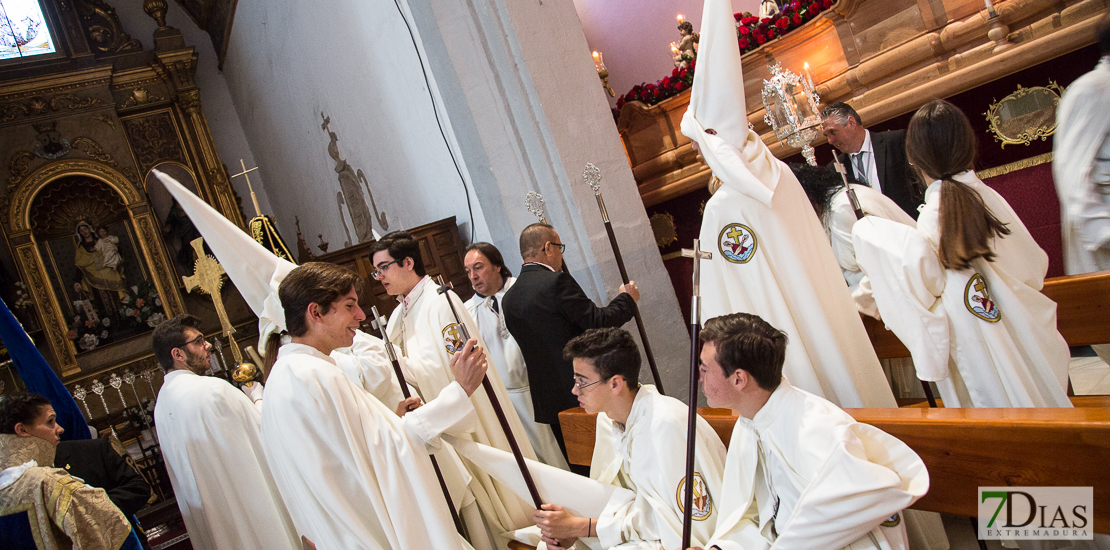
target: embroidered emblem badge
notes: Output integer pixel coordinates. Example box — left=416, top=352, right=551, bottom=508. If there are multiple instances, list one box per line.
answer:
left=881, top=512, right=902, bottom=527
left=442, top=323, right=465, bottom=354
left=676, top=472, right=714, bottom=521
left=718, top=223, right=758, bottom=264
left=964, top=273, right=1001, bottom=322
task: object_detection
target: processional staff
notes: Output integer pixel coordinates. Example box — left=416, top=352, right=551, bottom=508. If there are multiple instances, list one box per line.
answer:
left=369, top=306, right=464, bottom=535
left=434, top=276, right=544, bottom=509
left=832, top=151, right=938, bottom=408
left=582, top=162, right=665, bottom=394
left=680, top=239, right=712, bottom=550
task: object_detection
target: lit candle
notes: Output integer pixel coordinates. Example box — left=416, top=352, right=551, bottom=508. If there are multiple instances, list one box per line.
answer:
left=677, top=14, right=685, bottom=25
left=671, top=42, right=680, bottom=55
left=592, top=51, right=602, bottom=71
left=803, top=62, right=815, bottom=89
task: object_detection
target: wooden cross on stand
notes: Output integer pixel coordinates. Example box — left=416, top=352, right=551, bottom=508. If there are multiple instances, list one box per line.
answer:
left=182, top=237, right=243, bottom=363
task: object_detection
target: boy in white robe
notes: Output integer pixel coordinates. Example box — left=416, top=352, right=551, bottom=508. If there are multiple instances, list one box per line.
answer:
left=151, top=314, right=299, bottom=550
left=260, top=261, right=488, bottom=550
left=691, top=313, right=929, bottom=550
left=534, top=328, right=727, bottom=550
left=372, top=231, right=537, bottom=549
left=464, top=242, right=568, bottom=470
left=680, top=0, right=895, bottom=409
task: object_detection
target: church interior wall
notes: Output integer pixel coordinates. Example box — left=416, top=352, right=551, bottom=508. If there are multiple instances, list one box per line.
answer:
left=217, top=0, right=489, bottom=253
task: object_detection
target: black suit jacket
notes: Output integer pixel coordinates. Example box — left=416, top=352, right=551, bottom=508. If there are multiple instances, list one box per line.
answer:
left=827, top=129, right=922, bottom=219
left=55, top=437, right=151, bottom=517
left=502, top=264, right=636, bottom=424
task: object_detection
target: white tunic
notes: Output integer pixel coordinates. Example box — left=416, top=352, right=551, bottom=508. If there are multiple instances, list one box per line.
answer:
left=386, top=277, right=536, bottom=542
left=854, top=172, right=1072, bottom=408
left=591, top=386, right=727, bottom=550
left=678, top=0, right=894, bottom=408
left=709, top=381, right=928, bottom=550
left=261, top=343, right=477, bottom=550
left=825, top=185, right=917, bottom=319
left=332, top=330, right=409, bottom=409
left=154, top=370, right=298, bottom=550
left=1053, top=56, right=1110, bottom=275
left=465, top=277, right=568, bottom=470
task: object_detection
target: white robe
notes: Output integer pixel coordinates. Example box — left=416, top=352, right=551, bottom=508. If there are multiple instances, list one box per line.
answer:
left=825, top=184, right=917, bottom=319
left=386, top=276, right=536, bottom=546
left=332, top=330, right=410, bottom=409
left=709, top=381, right=928, bottom=550
left=465, top=277, right=568, bottom=470
left=154, top=370, right=298, bottom=550
left=854, top=172, right=1072, bottom=408
left=260, top=343, right=478, bottom=550
left=590, top=385, right=727, bottom=550
left=679, top=0, right=894, bottom=409
left=1053, top=56, right=1110, bottom=275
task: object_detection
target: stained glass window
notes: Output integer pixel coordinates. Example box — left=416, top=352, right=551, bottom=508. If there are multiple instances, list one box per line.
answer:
left=0, top=0, right=56, bottom=60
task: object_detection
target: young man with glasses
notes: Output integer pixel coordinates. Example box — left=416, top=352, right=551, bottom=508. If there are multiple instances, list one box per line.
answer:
left=369, top=231, right=538, bottom=550
left=532, top=328, right=726, bottom=550
left=151, top=314, right=299, bottom=550
left=502, top=223, right=640, bottom=468
left=690, top=313, right=928, bottom=550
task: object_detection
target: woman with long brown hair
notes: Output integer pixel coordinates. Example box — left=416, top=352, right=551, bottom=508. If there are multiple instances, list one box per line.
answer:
left=857, top=99, right=1071, bottom=408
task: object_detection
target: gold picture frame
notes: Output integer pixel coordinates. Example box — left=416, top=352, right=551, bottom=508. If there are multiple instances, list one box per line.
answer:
left=984, top=82, right=1064, bottom=148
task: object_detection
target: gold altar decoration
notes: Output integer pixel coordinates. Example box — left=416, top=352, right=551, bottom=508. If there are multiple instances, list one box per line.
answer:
left=984, top=82, right=1063, bottom=148
left=182, top=238, right=260, bottom=384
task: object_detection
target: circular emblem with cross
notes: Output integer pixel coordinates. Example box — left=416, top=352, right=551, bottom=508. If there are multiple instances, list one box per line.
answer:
left=676, top=472, right=714, bottom=521
left=442, top=323, right=465, bottom=354
left=964, top=273, right=1001, bottom=322
left=718, top=223, right=758, bottom=264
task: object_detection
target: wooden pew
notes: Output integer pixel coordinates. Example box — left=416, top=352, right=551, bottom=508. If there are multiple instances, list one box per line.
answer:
left=864, top=270, right=1110, bottom=359
left=558, top=406, right=1110, bottom=534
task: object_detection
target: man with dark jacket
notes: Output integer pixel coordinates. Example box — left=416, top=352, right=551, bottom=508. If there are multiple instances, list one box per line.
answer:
left=822, top=102, right=921, bottom=219
left=502, top=223, right=639, bottom=465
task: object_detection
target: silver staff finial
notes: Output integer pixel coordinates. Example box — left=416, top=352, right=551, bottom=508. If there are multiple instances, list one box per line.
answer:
left=525, top=191, right=548, bottom=224
left=583, top=163, right=603, bottom=195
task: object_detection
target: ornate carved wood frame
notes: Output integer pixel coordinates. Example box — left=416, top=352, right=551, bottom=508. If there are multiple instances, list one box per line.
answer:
left=8, top=159, right=184, bottom=375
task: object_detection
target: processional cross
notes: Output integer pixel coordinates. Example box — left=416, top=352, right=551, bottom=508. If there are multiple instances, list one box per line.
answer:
left=182, top=238, right=243, bottom=364
left=231, top=159, right=263, bottom=218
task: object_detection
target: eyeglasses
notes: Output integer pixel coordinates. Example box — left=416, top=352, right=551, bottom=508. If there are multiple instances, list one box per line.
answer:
left=371, top=259, right=401, bottom=280
left=572, top=376, right=604, bottom=390
left=179, top=333, right=206, bottom=349
left=547, top=242, right=566, bottom=254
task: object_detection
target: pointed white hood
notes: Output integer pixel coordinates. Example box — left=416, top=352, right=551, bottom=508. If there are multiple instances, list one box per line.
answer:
left=153, top=169, right=295, bottom=345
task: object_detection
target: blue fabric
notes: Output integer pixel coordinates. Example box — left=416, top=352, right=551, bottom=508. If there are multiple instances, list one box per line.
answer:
left=0, top=298, right=90, bottom=440
left=0, top=509, right=38, bottom=550
left=120, top=527, right=144, bottom=550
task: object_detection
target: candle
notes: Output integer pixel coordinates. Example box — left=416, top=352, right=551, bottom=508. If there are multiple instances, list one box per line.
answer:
left=677, top=14, right=685, bottom=25
left=984, top=0, right=993, bottom=8
left=592, top=51, right=602, bottom=71
left=803, top=62, right=815, bottom=89
left=671, top=42, right=680, bottom=55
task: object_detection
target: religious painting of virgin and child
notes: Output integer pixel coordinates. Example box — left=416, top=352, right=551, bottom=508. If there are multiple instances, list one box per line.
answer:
left=50, top=220, right=166, bottom=352
left=30, top=175, right=170, bottom=354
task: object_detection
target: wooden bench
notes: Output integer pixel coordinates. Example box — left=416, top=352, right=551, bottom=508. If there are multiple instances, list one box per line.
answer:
left=557, top=406, right=1110, bottom=534
left=865, top=270, right=1110, bottom=359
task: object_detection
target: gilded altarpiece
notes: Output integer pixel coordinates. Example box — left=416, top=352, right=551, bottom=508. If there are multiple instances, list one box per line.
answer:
left=0, top=0, right=248, bottom=383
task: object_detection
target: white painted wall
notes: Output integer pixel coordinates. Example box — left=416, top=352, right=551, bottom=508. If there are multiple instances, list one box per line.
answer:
left=572, top=0, right=759, bottom=107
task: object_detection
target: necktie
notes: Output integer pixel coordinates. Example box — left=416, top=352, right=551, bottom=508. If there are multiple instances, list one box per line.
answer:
left=491, top=296, right=500, bottom=314
left=853, top=152, right=870, bottom=186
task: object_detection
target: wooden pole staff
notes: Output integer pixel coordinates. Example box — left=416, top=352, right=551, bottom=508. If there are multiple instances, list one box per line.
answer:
left=434, top=277, right=544, bottom=509
left=370, top=306, right=465, bottom=535
left=832, top=151, right=937, bottom=408
left=680, top=239, right=712, bottom=549
left=583, top=163, right=665, bottom=394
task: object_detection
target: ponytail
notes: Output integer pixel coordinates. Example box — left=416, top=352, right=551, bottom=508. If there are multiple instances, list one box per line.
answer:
left=263, top=331, right=283, bottom=375
left=937, top=177, right=1011, bottom=270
